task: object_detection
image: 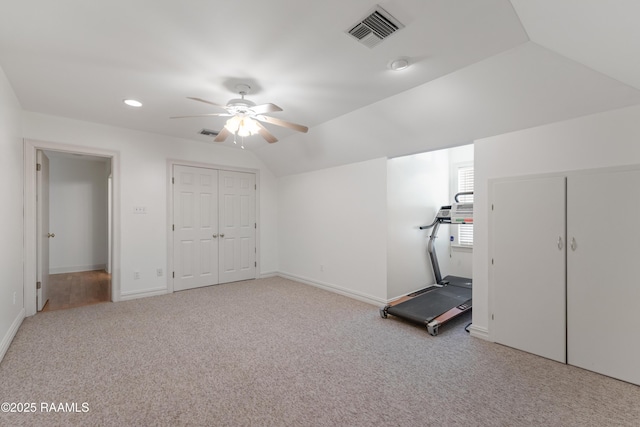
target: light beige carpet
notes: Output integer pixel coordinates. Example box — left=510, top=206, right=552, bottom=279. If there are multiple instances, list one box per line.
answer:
left=1, top=276, right=639, bottom=426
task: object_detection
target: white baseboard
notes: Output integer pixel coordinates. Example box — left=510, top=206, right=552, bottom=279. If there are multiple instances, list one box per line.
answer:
left=119, top=286, right=168, bottom=301
left=50, top=264, right=106, bottom=274
left=469, top=324, right=490, bottom=341
left=0, top=308, right=25, bottom=364
left=259, top=271, right=278, bottom=279
left=277, top=272, right=386, bottom=307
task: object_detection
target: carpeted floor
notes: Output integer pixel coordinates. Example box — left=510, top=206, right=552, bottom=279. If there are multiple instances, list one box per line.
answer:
left=1, top=276, right=639, bottom=426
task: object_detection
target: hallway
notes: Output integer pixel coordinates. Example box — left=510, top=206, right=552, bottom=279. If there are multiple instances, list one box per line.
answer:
left=42, top=270, right=111, bottom=312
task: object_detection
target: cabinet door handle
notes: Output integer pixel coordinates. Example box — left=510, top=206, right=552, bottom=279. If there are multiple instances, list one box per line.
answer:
left=212, top=234, right=218, bottom=238
left=570, top=237, right=577, bottom=251
left=220, top=233, right=225, bottom=238
left=557, top=237, right=563, bottom=250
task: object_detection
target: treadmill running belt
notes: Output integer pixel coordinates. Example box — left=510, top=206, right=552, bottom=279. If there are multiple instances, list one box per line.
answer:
left=386, top=285, right=472, bottom=325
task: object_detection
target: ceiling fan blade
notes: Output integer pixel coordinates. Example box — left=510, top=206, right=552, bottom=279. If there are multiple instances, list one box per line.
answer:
left=170, top=113, right=231, bottom=119
left=255, top=122, right=278, bottom=143
left=251, top=103, right=283, bottom=115
left=214, top=127, right=231, bottom=142
left=187, top=97, right=228, bottom=109
left=256, top=115, right=309, bottom=133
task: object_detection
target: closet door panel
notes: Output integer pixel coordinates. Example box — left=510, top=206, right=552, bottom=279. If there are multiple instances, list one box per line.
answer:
left=491, top=176, right=566, bottom=363
left=173, top=165, right=219, bottom=291
left=567, top=169, right=640, bottom=385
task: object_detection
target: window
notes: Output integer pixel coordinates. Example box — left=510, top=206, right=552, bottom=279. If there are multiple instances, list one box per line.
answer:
left=456, top=165, right=474, bottom=246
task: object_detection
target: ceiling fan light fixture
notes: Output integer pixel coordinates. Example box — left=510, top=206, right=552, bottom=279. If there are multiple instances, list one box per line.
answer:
left=225, top=116, right=260, bottom=137
left=175, top=90, right=307, bottom=147
left=225, top=116, right=241, bottom=133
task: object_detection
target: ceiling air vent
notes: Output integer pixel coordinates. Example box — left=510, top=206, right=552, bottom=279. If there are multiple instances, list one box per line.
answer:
left=199, top=128, right=219, bottom=137
left=347, top=6, right=405, bottom=48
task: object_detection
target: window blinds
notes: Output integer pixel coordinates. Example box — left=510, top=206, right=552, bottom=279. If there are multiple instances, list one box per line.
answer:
left=457, top=166, right=474, bottom=246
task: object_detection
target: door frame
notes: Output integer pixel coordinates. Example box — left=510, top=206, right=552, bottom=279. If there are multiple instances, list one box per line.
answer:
left=24, top=139, right=121, bottom=317
left=167, top=159, right=260, bottom=293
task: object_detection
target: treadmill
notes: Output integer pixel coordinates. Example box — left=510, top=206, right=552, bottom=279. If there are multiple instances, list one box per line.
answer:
left=380, top=192, right=473, bottom=336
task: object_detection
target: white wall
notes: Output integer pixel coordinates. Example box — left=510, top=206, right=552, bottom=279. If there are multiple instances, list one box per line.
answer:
left=473, top=104, right=640, bottom=339
left=448, top=144, right=474, bottom=278
left=387, top=149, right=450, bottom=299
left=48, top=155, right=108, bottom=273
left=23, top=112, right=279, bottom=300
left=0, top=66, right=24, bottom=361
left=278, top=158, right=388, bottom=304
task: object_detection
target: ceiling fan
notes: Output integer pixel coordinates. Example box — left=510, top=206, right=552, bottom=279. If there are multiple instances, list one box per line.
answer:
left=171, top=84, right=308, bottom=146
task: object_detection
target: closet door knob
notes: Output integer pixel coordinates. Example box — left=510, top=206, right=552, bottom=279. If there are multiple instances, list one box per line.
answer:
left=557, top=237, right=563, bottom=250
left=570, top=237, right=577, bottom=251
left=212, top=234, right=218, bottom=238
left=220, top=233, right=225, bottom=238
left=47, top=233, right=55, bottom=238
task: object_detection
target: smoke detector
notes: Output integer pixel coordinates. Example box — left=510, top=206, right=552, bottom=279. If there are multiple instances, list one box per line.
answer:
left=346, top=5, right=405, bottom=48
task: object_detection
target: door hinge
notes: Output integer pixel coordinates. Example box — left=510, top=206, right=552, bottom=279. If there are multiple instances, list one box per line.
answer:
left=172, top=224, right=175, bottom=231
left=172, top=177, right=175, bottom=184
left=491, top=204, right=494, bottom=211
left=36, top=281, right=41, bottom=289
left=255, top=184, right=257, bottom=190
left=255, top=262, right=257, bottom=267
left=254, top=223, right=256, bottom=229
left=172, top=272, right=175, bottom=278
left=491, top=258, right=494, bottom=265
left=492, top=314, right=494, bottom=320
left=36, top=163, right=42, bottom=172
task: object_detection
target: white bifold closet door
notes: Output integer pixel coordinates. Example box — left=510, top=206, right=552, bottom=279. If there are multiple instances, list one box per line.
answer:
left=218, top=170, right=256, bottom=285
left=173, top=165, right=256, bottom=292
left=491, top=176, right=567, bottom=363
left=567, top=169, right=640, bottom=385
left=173, top=165, right=219, bottom=291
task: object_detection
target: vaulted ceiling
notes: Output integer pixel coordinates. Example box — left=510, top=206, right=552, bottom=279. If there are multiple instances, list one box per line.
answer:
left=1, top=1, right=640, bottom=176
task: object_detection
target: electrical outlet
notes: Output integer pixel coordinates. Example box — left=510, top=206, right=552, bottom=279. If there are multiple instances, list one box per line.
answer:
left=156, top=268, right=163, bottom=277
left=134, top=271, right=141, bottom=280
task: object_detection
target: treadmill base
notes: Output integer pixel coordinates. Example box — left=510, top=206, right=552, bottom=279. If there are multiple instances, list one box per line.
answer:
left=381, top=277, right=472, bottom=335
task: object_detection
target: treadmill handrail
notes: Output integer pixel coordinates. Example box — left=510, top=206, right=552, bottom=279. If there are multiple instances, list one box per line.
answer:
left=454, top=191, right=474, bottom=203
left=419, top=218, right=439, bottom=230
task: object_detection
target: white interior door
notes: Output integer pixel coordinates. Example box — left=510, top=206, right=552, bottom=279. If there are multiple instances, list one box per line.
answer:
left=219, top=170, right=256, bottom=284
left=567, top=169, right=640, bottom=385
left=491, top=176, right=566, bottom=363
left=173, top=165, right=219, bottom=291
left=36, top=150, right=50, bottom=311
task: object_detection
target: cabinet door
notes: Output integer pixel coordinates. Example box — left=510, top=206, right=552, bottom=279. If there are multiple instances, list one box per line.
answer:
left=491, top=176, right=566, bottom=363
left=567, top=169, right=640, bottom=385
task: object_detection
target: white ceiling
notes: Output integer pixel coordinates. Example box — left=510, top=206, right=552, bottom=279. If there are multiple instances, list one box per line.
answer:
left=1, top=1, right=640, bottom=176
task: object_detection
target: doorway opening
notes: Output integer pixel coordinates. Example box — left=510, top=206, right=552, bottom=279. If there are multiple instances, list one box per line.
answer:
left=39, top=150, right=112, bottom=311
left=24, top=140, right=120, bottom=317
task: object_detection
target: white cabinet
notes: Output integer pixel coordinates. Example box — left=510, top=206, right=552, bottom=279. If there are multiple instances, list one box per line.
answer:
left=491, top=167, right=640, bottom=385
left=566, top=169, right=640, bottom=385
left=491, top=176, right=566, bottom=363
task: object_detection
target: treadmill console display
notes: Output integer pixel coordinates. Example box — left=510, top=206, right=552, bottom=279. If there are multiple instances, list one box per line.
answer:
left=434, top=203, right=473, bottom=224
left=436, top=206, right=451, bottom=219
left=451, top=202, right=473, bottom=224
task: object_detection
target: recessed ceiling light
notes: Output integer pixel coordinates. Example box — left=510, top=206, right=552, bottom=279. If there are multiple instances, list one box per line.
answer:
left=123, top=99, right=143, bottom=107
left=388, top=57, right=410, bottom=71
